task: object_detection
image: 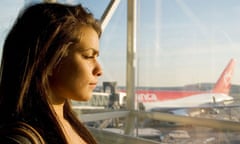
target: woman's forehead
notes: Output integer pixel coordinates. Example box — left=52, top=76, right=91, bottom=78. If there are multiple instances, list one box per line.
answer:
left=69, top=26, right=99, bottom=50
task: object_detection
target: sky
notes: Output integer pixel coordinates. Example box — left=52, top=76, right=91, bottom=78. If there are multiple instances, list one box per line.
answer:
left=1, top=0, right=240, bottom=87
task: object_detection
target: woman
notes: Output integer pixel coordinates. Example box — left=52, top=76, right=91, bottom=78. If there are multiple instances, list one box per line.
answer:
left=0, top=2, right=102, bottom=144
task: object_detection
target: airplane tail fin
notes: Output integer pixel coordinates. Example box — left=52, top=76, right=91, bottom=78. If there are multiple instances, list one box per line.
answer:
left=212, top=58, right=236, bottom=94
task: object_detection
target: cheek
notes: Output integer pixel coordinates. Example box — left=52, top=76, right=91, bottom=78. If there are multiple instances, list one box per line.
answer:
left=49, top=56, right=92, bottom=99
left=49, top=58, right=80, bottom=91
left=56, top=60, right=77, bottom=80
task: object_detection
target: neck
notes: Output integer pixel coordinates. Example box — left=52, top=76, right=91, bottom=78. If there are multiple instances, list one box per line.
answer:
left=52, top=103, right=65, bottom=119
left=49, top=89, right=66, bottom=119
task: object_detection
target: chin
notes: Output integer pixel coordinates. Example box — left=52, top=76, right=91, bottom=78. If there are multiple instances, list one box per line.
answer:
left=79, top=94, right=92, bottom=101
left=82, top=97, right=91, bottom=101
left=72, top=91, right=93, bottom=101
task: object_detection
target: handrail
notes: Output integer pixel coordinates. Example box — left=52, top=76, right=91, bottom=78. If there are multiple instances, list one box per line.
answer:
left=134, top=111, right=240, bottom=131
left=80, top=110, right=240, bottom=131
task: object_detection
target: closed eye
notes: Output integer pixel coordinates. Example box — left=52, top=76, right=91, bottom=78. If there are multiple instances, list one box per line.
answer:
left=76, top=48, right=99, bottom=59
left=82, top=54, right=99, bottom=59
left=83, top=55, right=95, bottom=59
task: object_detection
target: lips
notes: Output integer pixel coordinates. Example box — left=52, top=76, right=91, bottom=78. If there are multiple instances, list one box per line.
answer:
left=89, top=82, right=97, bottom=89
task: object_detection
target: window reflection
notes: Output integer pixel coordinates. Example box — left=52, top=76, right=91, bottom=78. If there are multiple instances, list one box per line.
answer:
left=1, top=0, right=240, bottom=143
left=82, top=0, right=240, bottom=143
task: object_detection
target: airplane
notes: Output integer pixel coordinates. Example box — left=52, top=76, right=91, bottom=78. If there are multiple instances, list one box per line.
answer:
left=118, top=58, right=236, bottom=116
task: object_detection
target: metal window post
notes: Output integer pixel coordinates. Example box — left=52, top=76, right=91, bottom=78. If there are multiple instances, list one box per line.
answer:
left=124, top=0, right=137, bottom=136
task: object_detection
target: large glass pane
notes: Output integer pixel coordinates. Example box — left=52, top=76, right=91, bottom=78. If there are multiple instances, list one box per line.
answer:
left=132, top=0, right=240, bottom=143
left=1, top=0, right=240, bottom=143
left=73, top=0, right=240, bottom=143
left=136, top=0, right=240, bottom=118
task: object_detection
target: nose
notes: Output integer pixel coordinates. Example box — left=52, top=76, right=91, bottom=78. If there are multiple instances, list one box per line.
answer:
left=94, top=61, right=103, bottom=77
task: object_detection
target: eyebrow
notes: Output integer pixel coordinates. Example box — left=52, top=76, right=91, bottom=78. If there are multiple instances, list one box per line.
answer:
left=68, top=41, right=99, bottom=56
left=79, top=48, right=99, bottom=56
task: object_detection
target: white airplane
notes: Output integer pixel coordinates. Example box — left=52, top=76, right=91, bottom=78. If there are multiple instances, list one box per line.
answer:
left=119, top=58, right=236, bottom=116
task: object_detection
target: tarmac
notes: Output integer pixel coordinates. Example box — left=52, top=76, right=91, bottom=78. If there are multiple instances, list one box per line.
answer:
left=139, top=102, right=240, bottom=144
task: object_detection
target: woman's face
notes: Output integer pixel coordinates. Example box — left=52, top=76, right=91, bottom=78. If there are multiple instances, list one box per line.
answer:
left=49, top=26, right=102, bottom=103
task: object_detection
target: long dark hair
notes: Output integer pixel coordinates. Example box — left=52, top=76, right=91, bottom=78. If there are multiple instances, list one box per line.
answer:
left=0, top=3, right=101, bottom=143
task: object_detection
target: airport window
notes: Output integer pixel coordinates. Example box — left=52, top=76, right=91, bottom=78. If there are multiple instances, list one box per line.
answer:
left=1, top=0, right=240, bottom=143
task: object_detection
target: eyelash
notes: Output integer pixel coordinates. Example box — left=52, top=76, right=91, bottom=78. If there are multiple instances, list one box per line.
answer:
left=83, top=55, right=97, bottom=59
